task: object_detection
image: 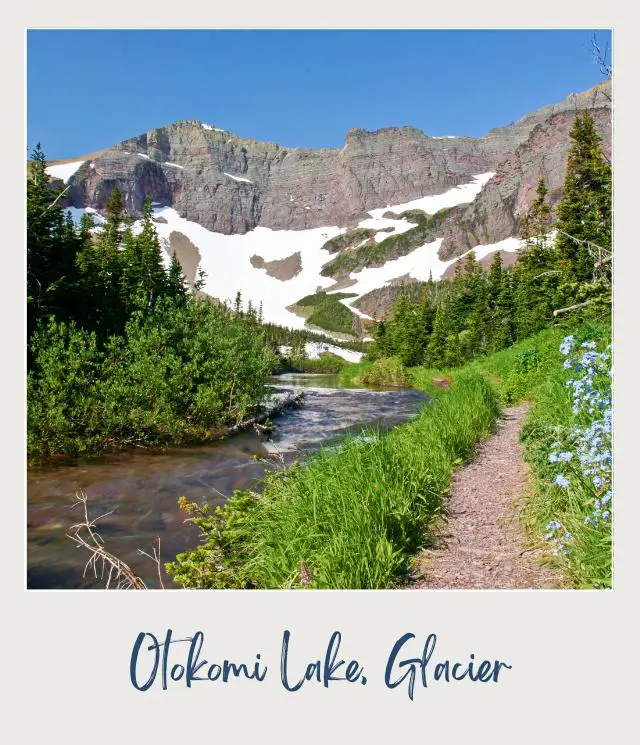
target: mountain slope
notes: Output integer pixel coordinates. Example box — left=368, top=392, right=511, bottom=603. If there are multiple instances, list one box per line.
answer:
left=46, top=80, right=611, bottom=331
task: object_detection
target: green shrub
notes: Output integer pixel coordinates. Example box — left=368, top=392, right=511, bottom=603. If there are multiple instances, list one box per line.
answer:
left=360, top=357, right=412, bottom=387
left=28, top=296, right=277, bottom=459
left=285, top=354, right=345, bottom=374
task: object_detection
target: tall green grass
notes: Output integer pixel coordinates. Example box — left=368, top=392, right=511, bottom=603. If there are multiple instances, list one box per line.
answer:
left=167, top=373, right=500, bottom=588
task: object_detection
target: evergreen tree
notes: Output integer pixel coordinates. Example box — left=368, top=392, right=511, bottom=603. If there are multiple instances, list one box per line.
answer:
left=166, top=252, right=189, bottom=301
left=521, top=178, right=552, bottom=249
left=465, top=275, right=490, bottom=359
left=492, top=270, right=517, bottom=351
left=27, top=144, right=83, bottom=347
left=123, top=197, right=170, bottom=309
left=514, top=179, right=557, bottom=338
left=554, top=111, right=612, bottom=286
left=425, top=300, right=450, bottom=367
left=443, top=332, right=462, bottom=368
left=76, top=187, right=127, bottom=337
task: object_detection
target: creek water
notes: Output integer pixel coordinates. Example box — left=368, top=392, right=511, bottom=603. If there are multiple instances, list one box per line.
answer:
left=27, top=374, right=428, bottom=589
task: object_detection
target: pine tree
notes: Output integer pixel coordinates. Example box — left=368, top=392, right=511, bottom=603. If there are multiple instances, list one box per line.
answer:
left=514, top=179, right=557, bottom=338
left=487, top=250, right=503, bottom=303
left=521, top=178, right=552, bottom=249
left=166, top=252, right=189, bottom=301
left=76, top=186, right=128, bottom=336
left=132, top=197, right=170, bottom=307
left=554, top=111, right=612, bottom=285
left=465, top=275, right=490, bottom=359
left=443, top=332, right=462, bottom=368
left=27, top=144, right=83, bottom=345
left=492, top=270, right=517, bottom=351
left=425, top=301, right=450, bottom=367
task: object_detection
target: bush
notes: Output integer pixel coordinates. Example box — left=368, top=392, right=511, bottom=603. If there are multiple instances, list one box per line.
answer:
left=360, top=357, right=412, bottom=387
left=284, top=354, right=345, bottom=374
left=28, top=296, right=277, bottom=459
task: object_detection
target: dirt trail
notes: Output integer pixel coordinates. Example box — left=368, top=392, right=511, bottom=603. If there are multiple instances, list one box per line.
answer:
left=411, top=403, right=560, bottom=589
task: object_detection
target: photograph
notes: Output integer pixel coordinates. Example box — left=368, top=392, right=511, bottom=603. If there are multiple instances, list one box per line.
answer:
left=26, top=28, right=613, bottom=591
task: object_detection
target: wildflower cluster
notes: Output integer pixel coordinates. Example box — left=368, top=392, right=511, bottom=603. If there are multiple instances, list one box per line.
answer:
left=544, top=336, right=612, bottom=551
left=544, top=520, right=573, bottom=556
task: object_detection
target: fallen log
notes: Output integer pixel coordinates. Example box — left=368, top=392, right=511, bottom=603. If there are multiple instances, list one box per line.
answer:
left=553, top=300, right=592, bottom=317
left=226, top=391, right=305, bottom=436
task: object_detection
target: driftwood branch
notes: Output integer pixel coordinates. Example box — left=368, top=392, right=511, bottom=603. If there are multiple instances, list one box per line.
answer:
left=137, top=536, right=165, bottom=589
left=66, top=491, right=165, bottom=589
left=591, top=32, right=612, bottom=80
left=553, top=300, right=593, bottom=317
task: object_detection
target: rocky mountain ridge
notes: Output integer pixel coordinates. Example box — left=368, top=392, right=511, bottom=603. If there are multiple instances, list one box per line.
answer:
left=56, top=80, right=611, bottom=265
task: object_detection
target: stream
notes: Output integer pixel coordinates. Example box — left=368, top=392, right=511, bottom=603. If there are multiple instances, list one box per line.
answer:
left=27, top=374, right=428, bottom=589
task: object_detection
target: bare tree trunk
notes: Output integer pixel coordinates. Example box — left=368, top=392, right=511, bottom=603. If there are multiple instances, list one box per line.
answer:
left=553, top=300, right=592, bottom=317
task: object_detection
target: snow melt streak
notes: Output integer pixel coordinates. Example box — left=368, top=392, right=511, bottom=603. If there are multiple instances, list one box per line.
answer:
left=45, top=161, right=85, bottom=183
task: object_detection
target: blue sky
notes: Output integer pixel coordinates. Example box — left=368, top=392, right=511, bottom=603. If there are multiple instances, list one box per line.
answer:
left=27, top=29, right=611, bottom=160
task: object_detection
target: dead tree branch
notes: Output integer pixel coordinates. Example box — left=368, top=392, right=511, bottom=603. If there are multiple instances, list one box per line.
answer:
left=591, top=32, right=612, bottom=80
left=553, top=300, right=593, bottom=317
left=41, top=184, right=71, bottom=216
left=66, top=491, right=165, bottom=589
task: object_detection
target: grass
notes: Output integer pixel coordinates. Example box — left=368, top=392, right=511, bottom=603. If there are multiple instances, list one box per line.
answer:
left=320, top=208, right=454, bottom=277
left=167, top=372, right=501, bottom=588
left=292, top=292, right=358, bottom=335
left=168, top=323, right=612, bottom=590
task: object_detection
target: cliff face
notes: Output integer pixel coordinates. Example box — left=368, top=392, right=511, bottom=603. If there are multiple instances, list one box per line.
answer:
left=61, top=80, right=611, bottom=262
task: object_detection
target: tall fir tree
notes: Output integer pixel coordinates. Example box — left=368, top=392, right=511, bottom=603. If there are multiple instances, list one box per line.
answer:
left=554, top=111, right=612, bottom=287
left=27, top=144, right=83, bottom=347
left=514, top=178, right=557, bottom=338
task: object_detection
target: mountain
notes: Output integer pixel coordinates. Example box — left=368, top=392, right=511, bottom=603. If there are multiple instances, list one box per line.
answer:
left=45, top=80, right=611, bottom=333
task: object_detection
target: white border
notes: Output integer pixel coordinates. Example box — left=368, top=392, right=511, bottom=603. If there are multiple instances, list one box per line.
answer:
left=4, top=7, right=639, bottom=743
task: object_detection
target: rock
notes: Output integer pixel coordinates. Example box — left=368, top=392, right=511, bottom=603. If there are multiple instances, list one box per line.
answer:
left=58, top=81, right=610, bottom=268
left=250, top=252, right=302, bottom=281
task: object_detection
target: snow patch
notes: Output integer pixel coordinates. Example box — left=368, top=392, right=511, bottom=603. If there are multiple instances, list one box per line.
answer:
left=223, top=172, right=253, bottom=184
left=138, top=153, right=150, bottom=160
left=367, top=172, right=495, bottom=219
left=134, top=172, right=503, bottom=331
left=45, top=161, right=85, bottom=183
left=328, top=239, right=455, bottom=318
left=164, top=162, right=184, bottom=169
left=63, top=206, right=106, bottom=232
left=279, top=343, right=363, bottom=363
left=461, top=236, right=523, bottom=262
left=149, top=206, right=344, bottom=328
